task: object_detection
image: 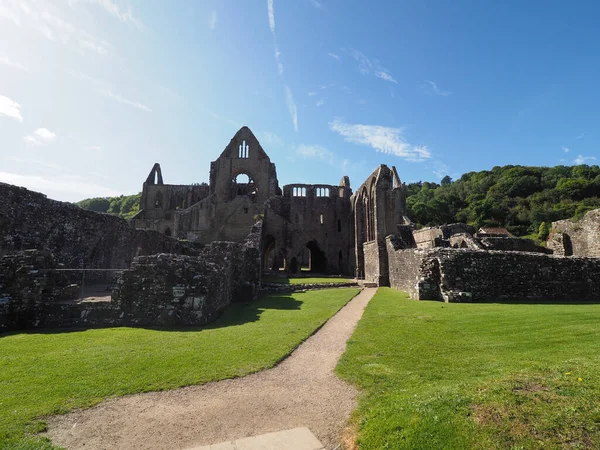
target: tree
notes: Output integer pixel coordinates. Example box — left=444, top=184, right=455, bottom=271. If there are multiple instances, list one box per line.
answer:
left=441, top=175, right=453, bottom=186
left=538, top=222, right=550, bottom=240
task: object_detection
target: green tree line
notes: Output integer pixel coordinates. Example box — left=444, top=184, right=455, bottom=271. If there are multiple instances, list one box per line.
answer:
left=407, top=164, right=600, bottom=235
left=76, top=193, right=141, bottom=219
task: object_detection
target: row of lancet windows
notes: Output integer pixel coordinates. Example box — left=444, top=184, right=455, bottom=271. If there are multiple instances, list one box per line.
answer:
left=238, top=140, right=249, bottom=159
left=292, top=187, right=332, bottom=197
left=292, top=187, right=307, bottom=197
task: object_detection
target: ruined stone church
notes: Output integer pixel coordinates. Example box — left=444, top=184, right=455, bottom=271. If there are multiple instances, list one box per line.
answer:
left=130, top=126, right=409, bottom=283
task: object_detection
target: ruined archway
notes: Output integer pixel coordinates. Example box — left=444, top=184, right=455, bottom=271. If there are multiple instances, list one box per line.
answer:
left=262, top=235, right=286, bottom=272
left=306, top=240, right=328, bottom=273
left=231, top=173, right=258, bottom=201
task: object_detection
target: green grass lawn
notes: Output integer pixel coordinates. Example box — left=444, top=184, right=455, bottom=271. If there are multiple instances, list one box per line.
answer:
left=262, top=276, right=355, bottom=284
left=0, top=288, right=359, bottom=449
left=337, top=288, right=600, bottom=449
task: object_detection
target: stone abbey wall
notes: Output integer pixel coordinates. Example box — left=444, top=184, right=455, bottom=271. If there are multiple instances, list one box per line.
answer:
left=547, top=209, right=600, bottom=257
left=0, top=182, right=193, bottom=271
left=386, top=236, right=600, bottom=303
left=0, top=223, right=262, bottom=332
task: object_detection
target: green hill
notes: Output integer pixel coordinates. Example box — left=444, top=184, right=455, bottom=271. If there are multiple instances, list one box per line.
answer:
left=406, top=164, right=600, bottom=236
left=76, top=193, right=141, bottom=219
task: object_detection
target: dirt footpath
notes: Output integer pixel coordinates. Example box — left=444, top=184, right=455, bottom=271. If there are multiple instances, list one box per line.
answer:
left=46, top=288, right=376, bottom=450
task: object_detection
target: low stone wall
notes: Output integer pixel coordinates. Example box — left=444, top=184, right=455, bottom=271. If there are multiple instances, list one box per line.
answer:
left=261, top=282, right=359, bottom=293
left=479, top=236, right=548, bottom=253
left=386, top=236, right=600, bottom=303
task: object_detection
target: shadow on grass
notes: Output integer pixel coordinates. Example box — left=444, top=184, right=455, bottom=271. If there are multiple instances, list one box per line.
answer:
left=0, top=294, right=303, bottom=337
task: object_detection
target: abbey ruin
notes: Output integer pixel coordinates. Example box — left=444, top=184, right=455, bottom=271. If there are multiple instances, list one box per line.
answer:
left=1, top=126, right=600, bottom=331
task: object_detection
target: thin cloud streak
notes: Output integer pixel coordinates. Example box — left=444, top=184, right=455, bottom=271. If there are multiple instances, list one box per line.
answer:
left=330, top=118, right=431, bottom=162
left=209, top=10, right=217, bottom=30
left=285, top=85, right=298, bottom=132
left=103, top=90, right=152, bottom=112
left=0, top=57, right=27, bottom=71
left=422, top=80, right=451, bottom=96
left=267, top=0, right=298, bottom=131
left=348, top=48, right=397, bottom=84
left=68, top=0, right=143, bottom=29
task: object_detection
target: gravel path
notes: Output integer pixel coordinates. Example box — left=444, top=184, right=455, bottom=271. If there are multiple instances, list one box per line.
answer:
left=46, top=288, right=376, bottom=450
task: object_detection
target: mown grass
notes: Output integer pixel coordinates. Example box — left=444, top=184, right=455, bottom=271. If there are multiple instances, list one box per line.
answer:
left=262, top=276, right=354, bottom=284
left=0, top=288, right=359, bottom=449
left=337, top=288, right=600, bottom=449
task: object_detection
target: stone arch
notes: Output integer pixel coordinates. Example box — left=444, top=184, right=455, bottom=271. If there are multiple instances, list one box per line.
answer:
left=145, top=163, right=164, bottom=185
left=231, top=172, right=258, bottom=201
left=306, top=240, right=327, bottom=273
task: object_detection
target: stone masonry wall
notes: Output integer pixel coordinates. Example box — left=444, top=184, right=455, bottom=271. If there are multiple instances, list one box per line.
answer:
left=386, top=236, right=600, bottom=303
left=548, top=208, right=600, bottom=257
left=0, top=221, right=263, bottom=331
left=0, top=182, right=193, bottom=272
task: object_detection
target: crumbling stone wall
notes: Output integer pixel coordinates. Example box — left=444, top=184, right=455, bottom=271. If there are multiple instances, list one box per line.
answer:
left=362, top=240, right=389, bottom=285
left=548, top=208, right=600, bottom=257
left=0, top=183, right=193, bottom=271
left=0, top=220, right=263, bottom=331
left=386, top=237, right=600, bottom=303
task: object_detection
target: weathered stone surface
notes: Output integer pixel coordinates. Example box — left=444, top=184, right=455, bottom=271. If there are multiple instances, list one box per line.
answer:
left=386, top=237, right=600, bottom=303
left=0, top=182, right=195, bottom=271
left=548, top=208, right=600, bottom=257
left=0, top=222, right=263, bottom=331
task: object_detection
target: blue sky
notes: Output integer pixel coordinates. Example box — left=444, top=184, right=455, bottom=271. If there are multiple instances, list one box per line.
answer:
left=0, top=0, right=598, bottom=202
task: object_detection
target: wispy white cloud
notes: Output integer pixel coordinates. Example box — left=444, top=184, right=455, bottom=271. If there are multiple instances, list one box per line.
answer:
left=65, top=69, right=151, bottom=112
left=421, top=80, right=451, bottom=97
left=573, top=155, right=596, bottom=164
left=69, top=0, right=143, bottom=29
left=348, top=48, right=397, bottom=84
left=1, top=2, right=114, bottom=56
left=86, top=145, right=102, bottom=152
left=0, top=57, right=27, bottom=71
left=308, top=91, right=317, bottom=96
left=330, top=118, right=431, bottom=162
left=563, top=146, right=570, bottom=153
left=0, top=95, right=23, bottom=121
left=267, top=0, right=275, bottom=33
left=432, top=161, right=451, bottom=180
left=575, top=133, right=585, bottom=140
left=259, top=132, right=283, bottom=147
left=328, top=52, right=340, bottom=60
left=308, top=0, right=324, bottom=8
left=0, top=171, right=121, bottom=200
left=297, top=144, right=335, bottom=165
left=103, top=90, right=152, bottom=112
left=24, top=128, right=57, bottom=146
left=375, top=71, right=397, bottom=84
left=316, top=98, right=325, bottom=107
left=209, top=10, right=217, bottom=30
left=0, top=3, right=20, bottom=26
left=8, top=156, right=66, bottom=171
left=285, top=85, right=298, bottom=132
